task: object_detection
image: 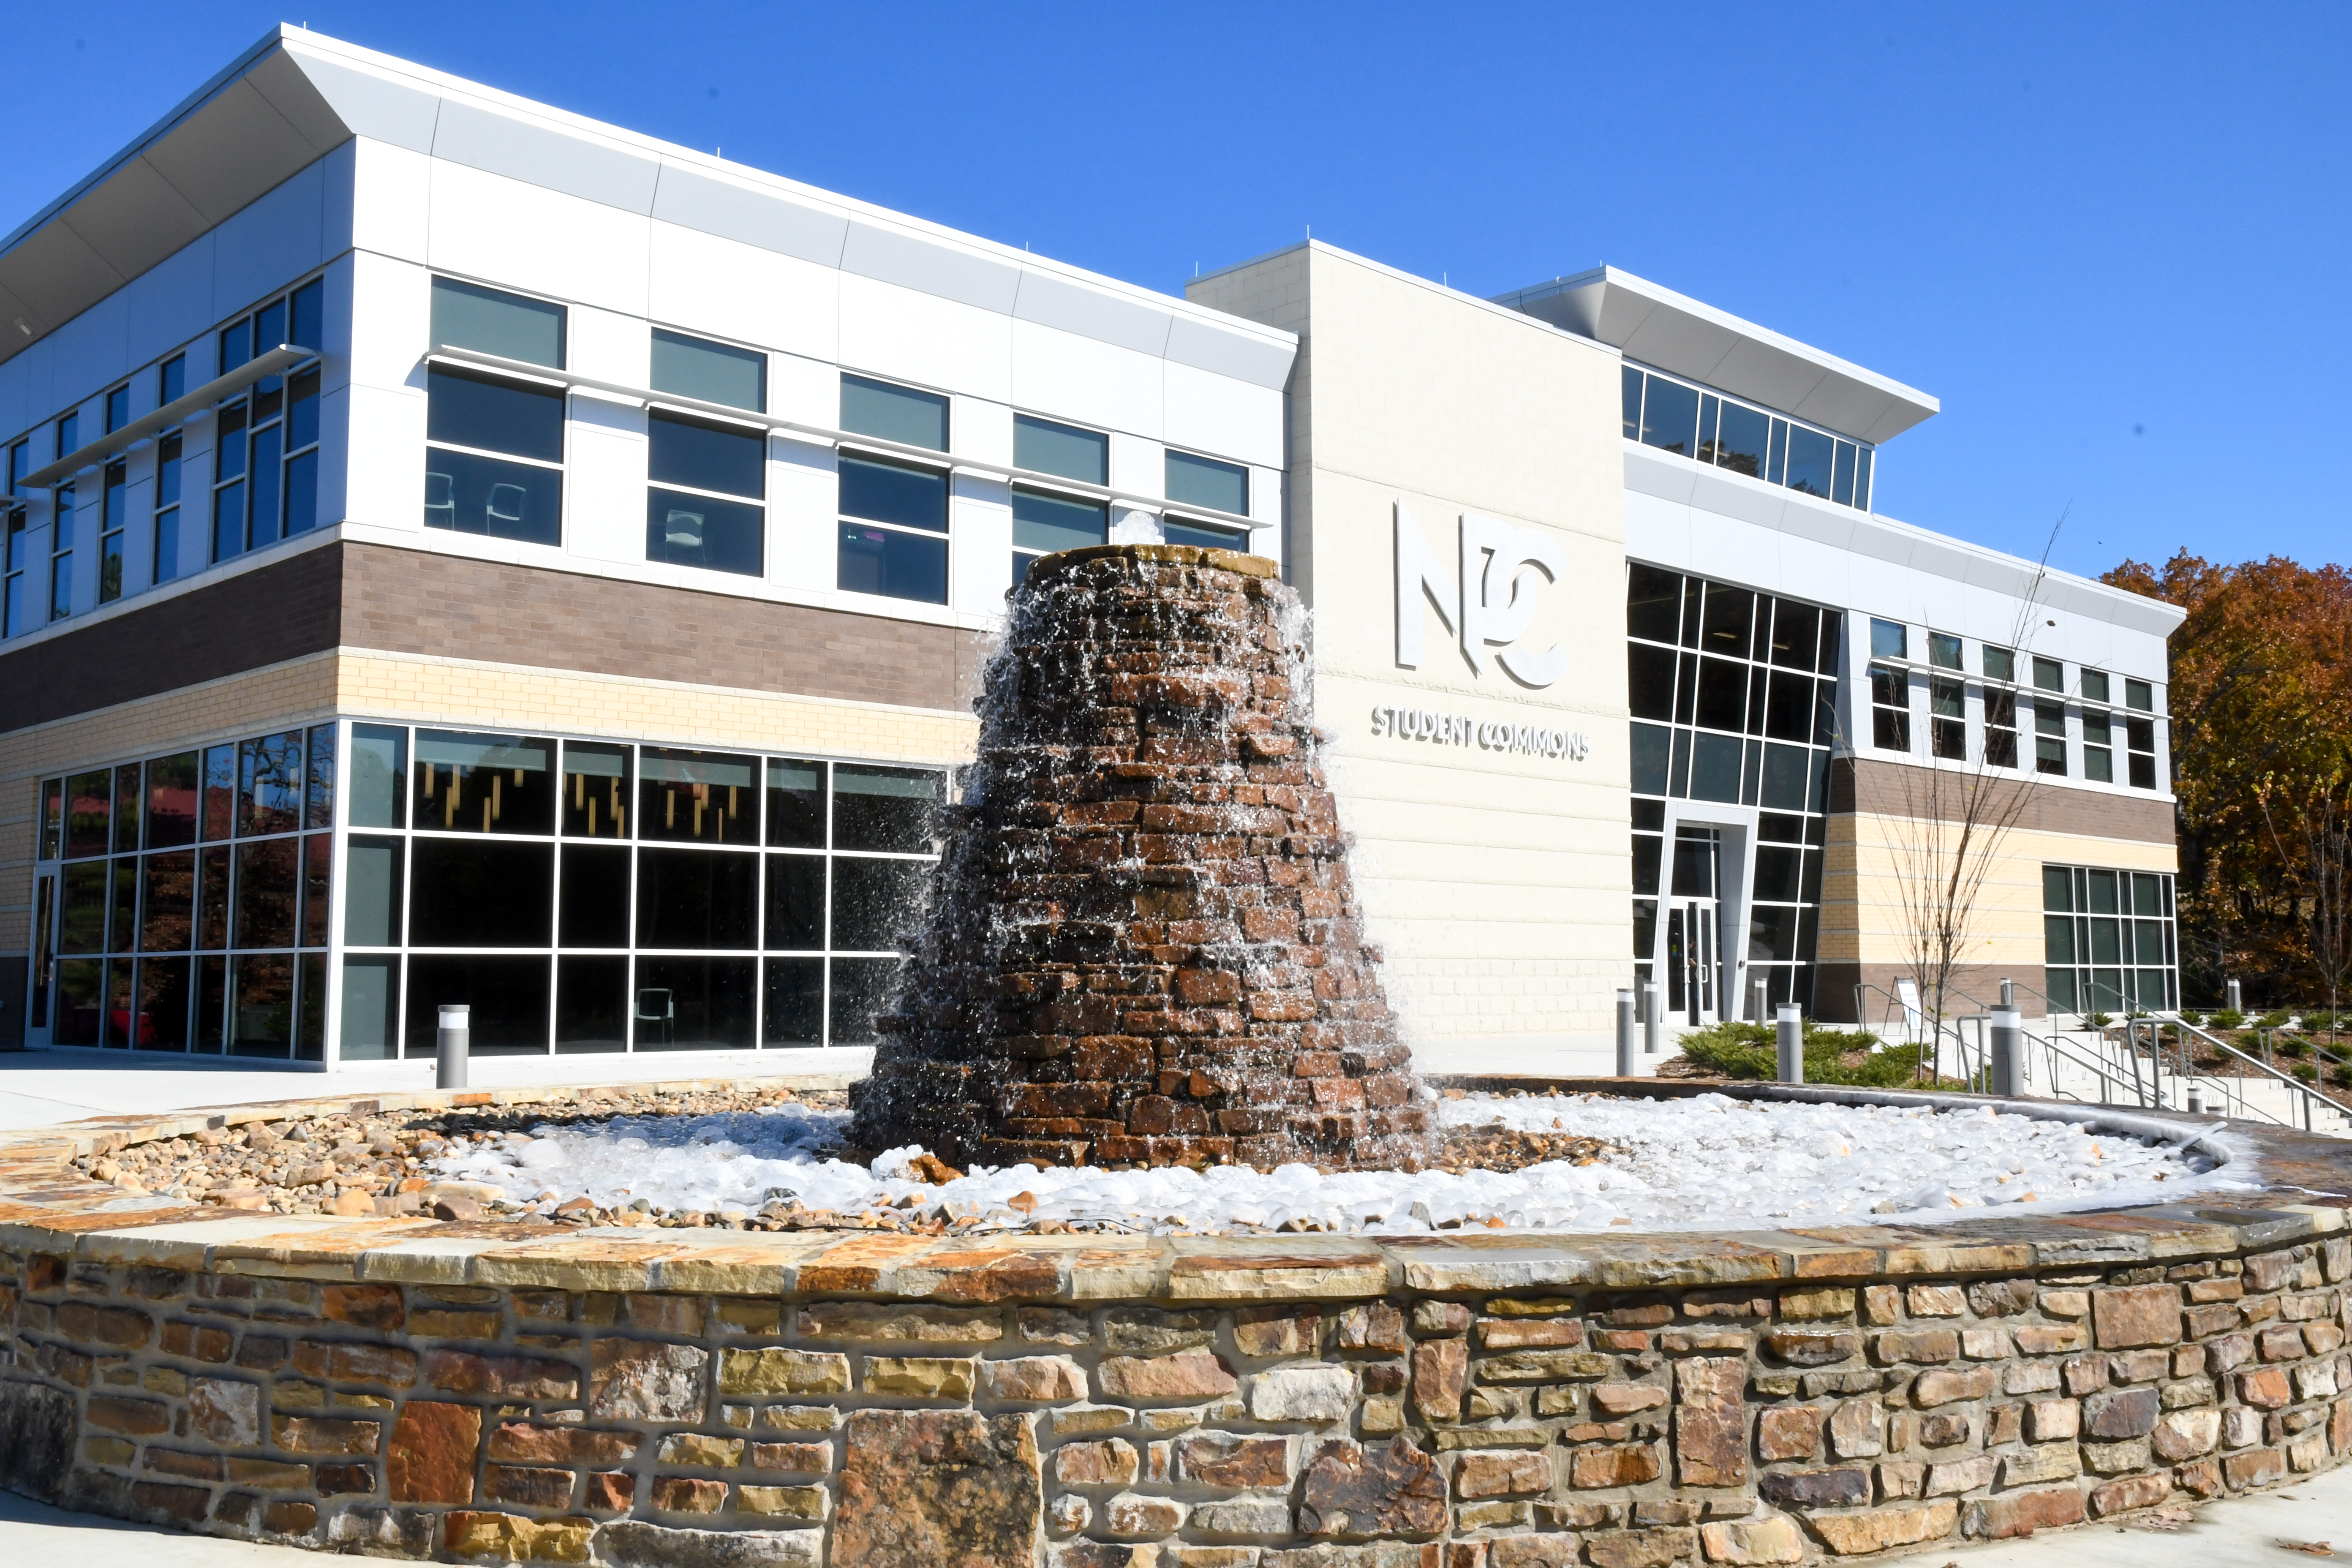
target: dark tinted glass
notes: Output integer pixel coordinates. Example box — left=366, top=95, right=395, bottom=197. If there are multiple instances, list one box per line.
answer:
left=1816, top=613, right=1843, bottom=675
left=1748, top=904, right=1799, bottom=962
left=234, top=838, right=299, bottom=948
left=423, top=448, right=562, bottom=544
left=289, top=369, right=321, bottom=452
left=1630, top=723, right=1670, bottom=795
left=1764, top=671, right=1816, bottom=742
left=113, top=765, right=141, bottom=853
left=1760, top=743, right=1810, bottom=810
left=765, top=854, right=825, bottom=949
left=108, top=859, right=138, bottom=953
left=1784, top=427, right=1834, bottom=496
left=652, top=329, right=764, bottom=411
left=1768, top=601, right=1819, bottom=668
left=305, top=724, right=335, bottom=829
left=1166, top=451, right=1248, bottom=514
left=1631, top=799, right=1666, bottom=831
left=1626, top=643, right=1676, bottom=722
left=1689, top=733, right=1743, bottom=803
left=650, top=411, right=764, bottom=498
left=1832, top=441, right=1856, bottom=505
left=198, top=847, right=229, bottom=948
left=840, top=375, right=947, bottom=449
left=340, top=954, right=398, bottom=1061
left=290, top=278, right=324, bottom=352
left=427, top=368, right=564, bottom=461
left=834, top=765, right=942, bottom=852
left=559, top=844, right=631, bottom=947
left=142, top=852, right=195, bottom=951
left=1013, top=490, right=1107, bottom=555
left=766, top=759, right=825, bottom=847
left=562, top=742, right=631, bottom=838
left=636, top=847, right=758, bottom=950
left=764, top=959, right=823, bottom=1046
left=838, top=523, right=947, bottom=603
left=301, top=833, right=333, bottom=946
left=139, top=958, right=192, bottom=1051
left=414, top=731, right=556, bottom=835
left=1695, top=658, right=1745, bottom=732
left=1162, top=520, right=1249, bottom=551
left=404, top=955, right=550, bottom=1055
left=1620, top=365, right=1642, bottom=436
left=229, top=953, right=294, bottom=1057
left=1700, top=585, right=1753, bottom=656
left=236, top=733, right=301, bottom=841
left=1759, top=812, right=1806, bottom=844
left=1015, top=415, right=1108, bottom=484
left=633, top=956, right=756, bottom=1050
left=1754, top=845, right=1805, bottom=902
left=648, top=490, right=763, bottom=576
left=219, top=316, right=252, bottom=373
left=1631, top=835, right=1661, bottom=896
left=839, top=455, right=947, bottom=531
left=640, top=747, right=757, bottom=845
left=105, top=386, right=129, bottom=433
left=160, top=355, right=186, bottom=405
left=1639, top=377, right=1699, bottom=455
left=556, top=955, right=628, bottom=1052
left=828, top=957, right=901, bottom=1045
left=1625, top=564, right=1681, bottom=643
left=1714, top=403, right=1767, bottom=477
left=59, top=864, right=106, bottom=955
left=65, top=769, right=110, bottom=858
left=832, top=856, right=928, bottom=951
left=408, top=839, right=554, bottom=946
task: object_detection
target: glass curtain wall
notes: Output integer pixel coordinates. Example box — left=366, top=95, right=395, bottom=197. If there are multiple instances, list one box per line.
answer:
left=33, top=726, right=336, bottom=1056
left=1626, top=563, right=1840, bottom=1010
left=2043, top=864, right=2178, bottom=1017
left=340, top=723, right=945, bottom=1059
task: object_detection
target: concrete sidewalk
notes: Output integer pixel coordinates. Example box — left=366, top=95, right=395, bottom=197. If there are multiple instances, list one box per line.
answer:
left=4, top=1462, right=2350, bottom=1566
left=0, top=1044, right=871, bottom=1131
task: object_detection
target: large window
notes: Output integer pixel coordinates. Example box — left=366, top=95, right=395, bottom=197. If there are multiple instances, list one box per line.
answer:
left=97, top=461, right=127, bottom=604
left=2044, top=863, right=2176, bottom=1017
left=49, top=478, right=72, bottom=622
left=210, top=278, right=324, bottom=564
left=338, top=724, right=946, bottom=1059
left=838, top=375, right=950, bottom=603
left=1623, top=364, right=1873, bottom=512
left=424, top=279, right=566, bottom=546
left=1011, top=415, right=1110, bottom=588
left=648, top=411, right=765, bottom=576
left=32, top=727, right=336, bottom=1058
left=1626, top=563, right=1838, bottom=1010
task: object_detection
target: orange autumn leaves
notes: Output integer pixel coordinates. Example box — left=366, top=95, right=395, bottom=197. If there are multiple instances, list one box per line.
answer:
left=2104, top=553, right=2352, bottom=1007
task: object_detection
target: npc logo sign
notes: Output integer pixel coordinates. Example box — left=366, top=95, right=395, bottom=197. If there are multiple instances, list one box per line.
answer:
left=1392, top=501, right=1569, bottom=687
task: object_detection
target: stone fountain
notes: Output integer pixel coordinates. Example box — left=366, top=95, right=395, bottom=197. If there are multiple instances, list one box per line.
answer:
left=849, top=544, right=1430, bottom=1171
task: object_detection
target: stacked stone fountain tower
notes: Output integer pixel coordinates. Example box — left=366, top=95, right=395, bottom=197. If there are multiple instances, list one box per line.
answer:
left=851, top=544, right=1431, bottom=1171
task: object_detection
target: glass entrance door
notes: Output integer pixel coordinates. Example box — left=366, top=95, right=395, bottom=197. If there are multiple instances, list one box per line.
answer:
left=27, top=872, right=53, bottom=1045
left=1668, top=828, right=1722, bottom=1026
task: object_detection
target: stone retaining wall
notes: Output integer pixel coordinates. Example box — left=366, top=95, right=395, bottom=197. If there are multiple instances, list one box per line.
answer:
left=5, top=1080, right=2352, bottom=1568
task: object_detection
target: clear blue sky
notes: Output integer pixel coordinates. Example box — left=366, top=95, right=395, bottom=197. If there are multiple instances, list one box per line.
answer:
left=9, top=3, right=2346, bottom=581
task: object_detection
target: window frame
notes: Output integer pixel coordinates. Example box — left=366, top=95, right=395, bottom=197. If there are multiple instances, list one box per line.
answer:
left=209, top=275, right=330, bottom=565
left=421, top=363, right=568, bottom=548
left=645, top=406, right=769, bottom=578
left=835, top=446, right=951, bottom=607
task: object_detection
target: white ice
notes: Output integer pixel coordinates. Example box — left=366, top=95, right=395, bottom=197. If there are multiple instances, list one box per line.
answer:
left=427, top=1092, right=2251, bottom=1236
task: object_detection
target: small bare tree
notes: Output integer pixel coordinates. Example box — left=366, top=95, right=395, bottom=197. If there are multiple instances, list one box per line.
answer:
left=1876, top=525, right=2061, bottom=1081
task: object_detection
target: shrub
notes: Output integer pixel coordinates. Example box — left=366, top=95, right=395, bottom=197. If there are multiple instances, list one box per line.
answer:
left=1674, top=1021, right=1920, bottom=1086
left=2292, top=1061, right=2320, bottom=1083
left=2258, top=1010, right=2293, bottom=1030
left=2087, top=1011, right=2114, bottom=1029
left=2212, top=1009, right=2246, bottom=1030
left=2179, top=1010, right=2208, bottom=1028
left=2277, top=1035, right=2311, bottom=1059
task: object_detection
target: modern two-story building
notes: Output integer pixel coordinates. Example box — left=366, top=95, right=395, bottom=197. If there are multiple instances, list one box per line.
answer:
left=0, top=29, right=2181, bottom=1071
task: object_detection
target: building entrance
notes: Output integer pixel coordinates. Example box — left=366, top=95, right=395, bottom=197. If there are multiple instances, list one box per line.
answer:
left=1666, top=827, right=1723, bottom=1026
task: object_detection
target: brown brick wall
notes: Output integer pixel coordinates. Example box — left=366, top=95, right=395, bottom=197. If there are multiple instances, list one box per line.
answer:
left=1830, top=757, right=2176, bottom=846
left=0, top=542, right=990, bottom=735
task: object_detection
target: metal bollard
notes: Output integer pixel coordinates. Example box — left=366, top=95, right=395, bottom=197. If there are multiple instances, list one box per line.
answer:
left=2000, top=976, right=2014, bottom=1009
left=2227, top=979, right=2243, bottom=1015
left=1753, top=977, right=1770, bottom=1026
left=1776, top=1004, right=1803, bottom=1084
left=1990, top=1005, right=2023, bottom=1097
left=437, top=1004, right=470, bottom=1091
left=1643, top=984, right=1662, bottom=1057
left=1616, top=988, right=1636, bottom=1078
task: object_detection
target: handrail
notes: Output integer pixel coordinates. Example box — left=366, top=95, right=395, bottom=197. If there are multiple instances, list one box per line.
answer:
left=2151, top=1015, right=2347, bottom=1133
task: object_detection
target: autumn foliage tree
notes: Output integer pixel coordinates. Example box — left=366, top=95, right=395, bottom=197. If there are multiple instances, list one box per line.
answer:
left=2103, top=553, right=2352, bottom=1009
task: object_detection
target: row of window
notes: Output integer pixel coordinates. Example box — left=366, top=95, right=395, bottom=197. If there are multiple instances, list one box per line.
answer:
left=1865, top=620, right=2161, bottom=787
left=2043, top=864, right=2177, bottom=1015
left=2, top=279, right=326, bottom=636
left=422, top=277, right=1254, bottom=604
left=1622, top=365, right=1874, bottom=512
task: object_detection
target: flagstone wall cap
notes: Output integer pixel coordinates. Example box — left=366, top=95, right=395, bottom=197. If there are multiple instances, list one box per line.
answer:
left=0, top=1075, right=2346, bottom=1302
